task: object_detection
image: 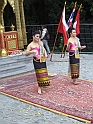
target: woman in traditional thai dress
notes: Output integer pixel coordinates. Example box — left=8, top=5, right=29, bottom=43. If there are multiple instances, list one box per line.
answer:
left=26, top=30, right=50, bottom=94
left=67, top=28, right=86, bottom=84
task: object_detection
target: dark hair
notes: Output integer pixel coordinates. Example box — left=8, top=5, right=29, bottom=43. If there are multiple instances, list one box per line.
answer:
left=68, top=27, right=76, bottom=37
left=69, top=27, right=75, bottom=34
left=32, top=30, right=40, bottom=36
left=42, top=25, right=47, bottom=29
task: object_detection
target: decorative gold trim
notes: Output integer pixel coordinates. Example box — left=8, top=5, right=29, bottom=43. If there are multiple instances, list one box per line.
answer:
left=10, top=24, right=15, bottom=31
left=37, top=77, right=49, bottom=82
left=35, top=68, right=47, bottom=74
left=8, top=0, right=15, bottom=11
left=1, top=0, right=7, bottom=12
left=0, top=49, right=7, bottom=56
left=69, top=53, right=75, bottom=56
left=0, top=23, right=4, bottom=32
left=40, top=57, right=45, bottom=62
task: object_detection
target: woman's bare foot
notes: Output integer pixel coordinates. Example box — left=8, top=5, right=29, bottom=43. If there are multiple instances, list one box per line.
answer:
left=72, top=79, right=79, bottom=85
left=73, top=82, right=79, bottom=85
left=38, top=87, right=42, bottom=94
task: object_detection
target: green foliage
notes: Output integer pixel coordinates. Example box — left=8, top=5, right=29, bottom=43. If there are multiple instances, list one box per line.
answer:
left=59, top=36, right=64, bottom=50
left=3, top=0, right=93, bottom=25
left=23, top=0, right=93, bottom=24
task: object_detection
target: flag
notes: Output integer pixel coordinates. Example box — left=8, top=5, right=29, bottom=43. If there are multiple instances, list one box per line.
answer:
left=73, top=7, right=81, bottom=35
left=57, top=3, right=68, bottom=45
left=67, top=2, right=76, bottom=28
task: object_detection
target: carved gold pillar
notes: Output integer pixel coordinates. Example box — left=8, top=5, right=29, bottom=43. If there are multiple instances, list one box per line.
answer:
left=0, top=0, right=7, bottom=29
left=0, top=24, right=7, bottom=56
left=19, top=0, right=27, bottom=46
left=0, top=10, right=4, bottom=27
left=14, top=0, right=24, bottom=49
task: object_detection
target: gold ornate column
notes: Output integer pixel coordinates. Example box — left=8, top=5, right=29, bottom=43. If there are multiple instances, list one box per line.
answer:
left=14, top=0, right=24, bottom=49
left=19, top=0, right=27, bottom=46
left=0, top=10, right=4, bottom=27
left=0, top=24, right=7, bottom=56
left=0, top=0, right=7, bottom=28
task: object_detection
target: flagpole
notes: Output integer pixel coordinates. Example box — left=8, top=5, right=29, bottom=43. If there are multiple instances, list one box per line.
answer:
left=80, top=3, right=82, bottom=9
left=60, top=45, right=65, bottom=58
left=75, top=1, right=77, bottom=7
left=50, top=32, right=58, bottom=61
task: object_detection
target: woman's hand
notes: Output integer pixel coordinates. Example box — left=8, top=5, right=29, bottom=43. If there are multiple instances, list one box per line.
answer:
left=81, top=45, right=86, bottom=49
left=32, top=50, right=38, bottom=56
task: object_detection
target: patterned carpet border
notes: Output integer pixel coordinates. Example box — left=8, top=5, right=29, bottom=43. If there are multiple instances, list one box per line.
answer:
left=0, top=73, right=93, bottom=123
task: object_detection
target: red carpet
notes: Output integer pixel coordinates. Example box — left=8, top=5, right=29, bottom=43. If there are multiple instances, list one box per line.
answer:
left=0, top=73, right=93, bottom=123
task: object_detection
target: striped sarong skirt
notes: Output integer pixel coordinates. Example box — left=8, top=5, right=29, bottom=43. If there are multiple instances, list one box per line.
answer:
left=33, top=58, right=50, bottom=87
left=69, top=52, right=80, bottom=79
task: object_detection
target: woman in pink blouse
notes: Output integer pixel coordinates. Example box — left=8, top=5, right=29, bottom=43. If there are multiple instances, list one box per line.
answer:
left=67, top=28, right=86, bottom=84
left=26, top=30, right=50, bottom=94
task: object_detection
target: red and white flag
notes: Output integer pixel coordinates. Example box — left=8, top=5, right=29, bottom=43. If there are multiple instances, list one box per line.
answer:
left=57, top=4, right=68, bottom=45
left=73, top=8, right=80, bottom=35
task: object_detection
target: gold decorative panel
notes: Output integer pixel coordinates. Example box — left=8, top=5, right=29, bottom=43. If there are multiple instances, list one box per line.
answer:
left=3, top=31, right=19, bottom=53
left=8, top=40, right=16, bottom=49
